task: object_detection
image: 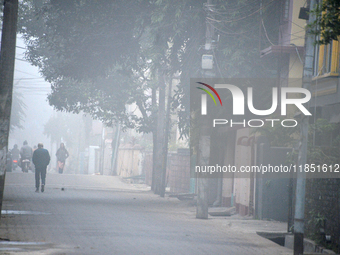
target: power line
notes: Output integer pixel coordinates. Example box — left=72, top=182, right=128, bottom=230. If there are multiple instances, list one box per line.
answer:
left=14, top=84, right=50, bottom=88
left=207, top=0, right=273, bottom=16
left=14, top=69, right=42, bottom=77
left=212, top=49, right=223, bottom=78
left=14, top=77, right=45, bottom=80
left=208, top=0, right=276, bottom=23
left=15, top=57, right=29, bottom=62
left=209, top=22, right=250, bottom=38
left=262, top=19, right=275, bottom=46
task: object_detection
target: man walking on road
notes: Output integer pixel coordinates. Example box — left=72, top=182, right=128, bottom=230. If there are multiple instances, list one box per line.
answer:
left=32, top=143, right=50, bottom=193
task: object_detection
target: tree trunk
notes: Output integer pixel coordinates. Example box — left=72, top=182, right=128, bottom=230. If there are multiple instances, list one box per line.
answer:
left=154, top=72, right=166, bottom=195
left=110, top=124, right=120, bottom=176
left=196, top=135, right=210, bottom=219
left=160, top=76, right=173, bottom=197
left=151, top=87, right=157, bottom=191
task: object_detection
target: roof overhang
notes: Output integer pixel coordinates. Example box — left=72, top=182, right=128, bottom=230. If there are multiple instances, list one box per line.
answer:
left=260, top=45, right=304, bottom=58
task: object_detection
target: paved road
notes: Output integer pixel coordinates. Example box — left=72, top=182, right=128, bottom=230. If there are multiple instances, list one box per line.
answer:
left=0, top=172, right=292, bottom=254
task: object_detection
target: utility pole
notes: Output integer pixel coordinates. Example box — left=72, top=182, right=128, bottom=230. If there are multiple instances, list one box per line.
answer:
left=294, top=0, right=316, bottom=254
left=196, top=0, right=214, bottom=219
left=0, top=0, right=19, bottom=213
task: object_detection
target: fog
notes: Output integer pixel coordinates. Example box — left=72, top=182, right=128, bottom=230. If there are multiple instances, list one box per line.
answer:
left=0, top=1, right=339, bottom=254
left=10, top=37, right=53, bottom=150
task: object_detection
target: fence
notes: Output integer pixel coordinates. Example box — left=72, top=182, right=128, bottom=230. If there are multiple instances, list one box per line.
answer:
left=143, top=149, right=190, bottom=194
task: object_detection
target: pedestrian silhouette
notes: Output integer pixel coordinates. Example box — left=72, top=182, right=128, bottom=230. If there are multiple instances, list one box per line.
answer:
left=56, top=143, right=69, bottom=174
left=32, top=143, right=50, bottom=192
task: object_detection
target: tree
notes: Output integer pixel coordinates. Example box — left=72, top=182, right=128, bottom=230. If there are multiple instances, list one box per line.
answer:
left=174, top=0, right=281, bottom=137
left=309, top=0, right=340, bottom=45
left=10, top=91, right=26, bottom=131
left=141, top=0, right=207, bottom=195
left=18, top=0, right=153, bottom=128
left=19, top=0, right=208, bottom=194
left=43, top=112, right=80, bottom=146
left=18, top=0, right=281, bottom=195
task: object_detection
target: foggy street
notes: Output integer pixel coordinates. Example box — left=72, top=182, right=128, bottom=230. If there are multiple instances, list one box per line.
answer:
left=0, top=0, right=339, bottom=254
left=0, top=172, right=292, bottom=255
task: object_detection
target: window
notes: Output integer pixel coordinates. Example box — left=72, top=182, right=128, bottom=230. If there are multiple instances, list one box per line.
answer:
left=281, top=0, right=290, bottom=22
left=313, top=43, right=320, bottom=76
left=323, top=41, right=332, bottom=73
left=283, top=0, right=290, bottom=21
left=313, top=38, right=339, bottom=77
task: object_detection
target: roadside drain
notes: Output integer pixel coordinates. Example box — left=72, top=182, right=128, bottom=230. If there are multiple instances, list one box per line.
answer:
left=0, top=241, right=50, bottom=245
left=257, top=231, right=287, bottom=246
left=0, top=241, right=55, bottom=252
left=1, top=210, right=51, bottom=215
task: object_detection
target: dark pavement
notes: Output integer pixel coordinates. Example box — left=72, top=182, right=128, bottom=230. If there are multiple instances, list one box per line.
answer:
left=0, top=172, right=292, bottom=254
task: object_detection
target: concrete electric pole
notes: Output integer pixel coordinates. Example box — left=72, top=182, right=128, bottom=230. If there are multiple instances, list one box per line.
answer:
left=293, top=0, right=316, bottom=254
left=0, top=0, right=19, bottom=213
left=196, top=0, right=215, bottom=219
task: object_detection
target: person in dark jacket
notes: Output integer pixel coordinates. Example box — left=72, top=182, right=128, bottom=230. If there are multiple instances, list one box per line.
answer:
left=32, top=143, right=50, bottom=193
left=11, top=144, right=20, bottom=161
left=56, top=143, right=69, bottom=174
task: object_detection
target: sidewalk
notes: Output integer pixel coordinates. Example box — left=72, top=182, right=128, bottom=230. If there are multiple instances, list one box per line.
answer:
left=179, top=204, right=294, bottom=254
left=4, top=171, right=151, bottom=192
left=0, top=172, right=294, bottom=254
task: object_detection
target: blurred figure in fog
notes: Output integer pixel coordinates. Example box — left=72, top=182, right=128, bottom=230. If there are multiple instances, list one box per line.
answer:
left=10, top=144, right=20, bottom=171
left=31, top=145, right=38, bottom=172
left=56, top=143, right=69, bottom=174
left=20, top=141, right=32, bottom=168
left=32, top=143, right=50, bottom=193
left=11, top=144, right=20, bottom=161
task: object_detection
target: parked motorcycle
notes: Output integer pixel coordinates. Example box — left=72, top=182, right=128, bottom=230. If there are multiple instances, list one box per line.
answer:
left=21, top=159, right=30, bottom=173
